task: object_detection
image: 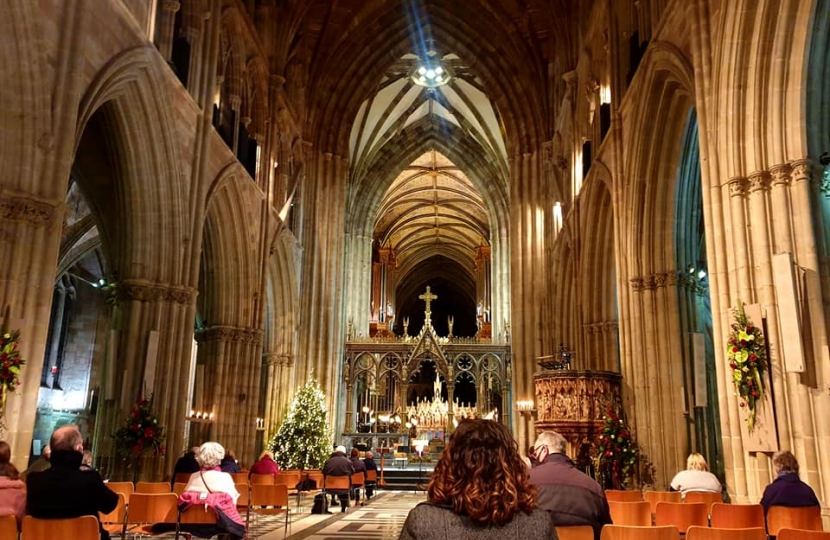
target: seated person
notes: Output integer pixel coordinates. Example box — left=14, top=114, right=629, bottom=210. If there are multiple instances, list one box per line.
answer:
left=179, top=441, right=245, bottom=539
left=249, top=450, right=280, bottom=477
left=323, top=445, right=353, bottom=513
left=349, top=448, right=367, bottom=502
left=220, top=449, right=241, bottom=474
left=760, top=450, right=820, bottom=513
left=363, top=451, right=378, bottom=499
left=21, top=445, right=50, bottom=481
left=171, top=446, right=200, bottom=488
left=0, top=441, right=26, bottom=525
left=26, top=426, right=118, bottom=540
left=670, top=452, right=722, bottom=497
left=398, top=419, right=554, bottom=539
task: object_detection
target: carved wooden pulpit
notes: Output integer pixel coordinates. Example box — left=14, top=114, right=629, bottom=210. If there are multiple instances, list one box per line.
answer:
left=533, top=369, right=622, bottom=471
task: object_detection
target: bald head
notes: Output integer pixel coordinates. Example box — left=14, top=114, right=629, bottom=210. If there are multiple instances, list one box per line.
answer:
left=365, top=451, right=373, bottom=459
left=50, top=426, right=83, bottom=453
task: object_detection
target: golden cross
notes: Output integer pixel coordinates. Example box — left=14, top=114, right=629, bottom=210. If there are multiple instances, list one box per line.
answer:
left=418, top=286, right=438, bottom=320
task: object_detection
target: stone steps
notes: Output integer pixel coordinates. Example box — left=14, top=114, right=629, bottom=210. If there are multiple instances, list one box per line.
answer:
left=378, top=468, right=433, bottom=491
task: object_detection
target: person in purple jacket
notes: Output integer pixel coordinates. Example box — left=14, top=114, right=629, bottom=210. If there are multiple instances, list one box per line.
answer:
left=760, top=450, right=820, bottom=514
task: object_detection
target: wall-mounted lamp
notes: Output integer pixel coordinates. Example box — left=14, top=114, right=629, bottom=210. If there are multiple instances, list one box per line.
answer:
left=516, top=400, right=535, bottom=418
left=187, top=409, right=215, bottom=423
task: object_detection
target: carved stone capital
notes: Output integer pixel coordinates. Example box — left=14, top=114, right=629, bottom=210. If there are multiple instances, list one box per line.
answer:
left=115, top=280, right=196, bottom=304
left=654, top=272, right=669, bottom=287
left=748, top=171, right=772, bottom=193
left=769, top=163, right=792, bottom=186
left=196, top=325, right=263, bottom=344
left=728, top=177, right=749, bottom=198
left=790, top=158, right=814, bottom=182
left=642, top=275, right=657, bottom=290
left=0, top=193, right=61, bottom=224
left=630, top=277, right=645, bottom=292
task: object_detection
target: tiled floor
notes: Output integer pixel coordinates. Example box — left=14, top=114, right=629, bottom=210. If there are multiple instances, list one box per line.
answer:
left=255, top=490, right=425, bottom=540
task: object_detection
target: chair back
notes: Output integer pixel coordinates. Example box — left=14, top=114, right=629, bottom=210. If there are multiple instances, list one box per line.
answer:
left=249, top=473, right=276, bottom=485
left=21, top=515, right=100, bottom=540
left=174, top=472, right=192, bottom=484
left=250, top=483, right=290, bottom=508
left=684, top=490, right=723, bottom=513
left=655, top=501, right=708, bottom=531
left=778, top=529, right=830, bottom=540
left=352, top=471, right=365, bottom=487
left=555, top=525, right=595, bottom=540
left=608, top=500, right=652, bottom=526
left=135, top=481, right=171, bottom=493
left=767, top=505, right=823, bottom=536
left=230, top=472, right=248, bottom=484
left=605, top=489, right=642, bottom=502
left=106, top=481, right=135, bottom=504
left=127, top=493, right=179, bottom=525
left=178, top=504, right=217, bottom=524
left=686, top=526, right=767, bottom=540
left=235, top=483, right=251, bottom=509
left=323, top=475, right=351, bottom=491
left=644, top=490, right=681, bottom=515
left=710, top=503, right=765, bottom=529
left=0, top=515, right=18, bottom=539
left=173, top=482, right=188, bottom=496
left=99, top=492, right=127, bottom=536
left=307, top=470, right=323, bottom=488
left=600, top=525, right=679, bottom=540
left=365, top=469, right=378, bottom=483
left=274, top=472, right=301, bottom=488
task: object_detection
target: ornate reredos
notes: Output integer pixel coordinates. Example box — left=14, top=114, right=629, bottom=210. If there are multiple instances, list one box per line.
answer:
left=405, top=321, right=450, bottom=379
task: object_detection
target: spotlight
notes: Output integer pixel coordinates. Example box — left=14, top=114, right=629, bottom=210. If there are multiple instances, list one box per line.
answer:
left=418, top=66, right=426, bottom=75
left=697, top=269, right=707, bottom=280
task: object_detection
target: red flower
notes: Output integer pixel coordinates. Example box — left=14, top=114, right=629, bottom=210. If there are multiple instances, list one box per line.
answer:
left=144, top=428, right=154, bottom=438
left=732, top=347, right=739, bottom=353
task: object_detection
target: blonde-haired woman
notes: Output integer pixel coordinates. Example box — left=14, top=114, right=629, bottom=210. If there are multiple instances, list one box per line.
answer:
left=669, top=453, right=721, bottom=496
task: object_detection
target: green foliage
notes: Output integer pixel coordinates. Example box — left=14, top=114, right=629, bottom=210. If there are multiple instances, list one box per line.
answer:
left=594, top=409, right=639, bottom=489
left=726, top=302, right=767, bottom=432
left=268, top=377, right=332, bottom=470
left=0, top=329, right=25, bottom=394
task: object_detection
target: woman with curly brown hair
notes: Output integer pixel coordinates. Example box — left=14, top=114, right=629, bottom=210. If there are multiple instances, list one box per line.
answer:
left=398, top=418, right=556, bottom=540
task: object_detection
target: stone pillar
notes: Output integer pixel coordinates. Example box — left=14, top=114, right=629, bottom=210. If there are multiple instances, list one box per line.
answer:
left=0, top=192, right=64, bottom=469
left=155, top=0, right=181, bottom=62
left=94, top=280, right=197, bottom=481
left=195, top=325, right=263, bottom=466
left=44, top=279, right=67, bottom=388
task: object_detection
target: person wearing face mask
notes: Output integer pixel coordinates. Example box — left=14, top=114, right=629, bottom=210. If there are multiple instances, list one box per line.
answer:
left=26, top=425, right=118, bottom=539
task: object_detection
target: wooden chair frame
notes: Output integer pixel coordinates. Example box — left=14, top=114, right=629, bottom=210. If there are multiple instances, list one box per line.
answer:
left=247, top=484, right=290, bottom=539
left=99, top=492, right=127, bottom=539
left=686, top=526, right=767, bottom=540
left=766, top=505, right=823, bottom=536
left=322, top=474, right=352, bottom=511
left=605, top=490, right=643, bottom=503
left=710, top=503, right=765, bottom=529
left=608, top=500, right=652, bottom=526
left=21, top=515, right=100, bottom=540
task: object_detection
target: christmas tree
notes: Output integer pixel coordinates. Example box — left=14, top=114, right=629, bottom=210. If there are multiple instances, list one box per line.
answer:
left=268, top=377, right=332, bottom=470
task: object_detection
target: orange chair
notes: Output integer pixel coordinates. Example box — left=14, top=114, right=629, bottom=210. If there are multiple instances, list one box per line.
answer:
left=556, top=525, right=595, bottom=540
left=248, top=483, right=291, bottom=537
left=655, top=501, right=708, bottom=531
left=766, top=506, right=823, bottom=537
left=778, top=529, right=830, bottom=540
left=352, top=471, right=365, bottom=503
left=710, top=503, right=765, bottom=529
left=686, top=526, right=767, bottom=540
left=99, top=492, right=127, bottom=538
left=230, top=472, right=249, bottom=484
left=135, top=481, right=172, bottom=494
left=176, top=503, right=218, bottom=539
left=21, top=515, right=100, bottom=540
left=235, top=482, right=251, bottom=511
left=306, top=470, right=323, bottom=488
left=124, top=493, right=179, bottom=536
left=684, top=491, right=723, bottom=513
left=249, top=473, right=276, bottom=485
left=0, top=515, right=18, bottom=539
left=106, top=481, right=135, bottom=504
left=608, top=501, right=652, bottom=526
left=644, top=491, right=681, bottom=515
left=322, top=475, right=352, bottom=510
left=600, top=525, right=679, bottom=540
left=274, top=471, right=301, bottom=489
left=606, top=490, right=642, bottom=502
left=173, top=472, right=192, bottom=484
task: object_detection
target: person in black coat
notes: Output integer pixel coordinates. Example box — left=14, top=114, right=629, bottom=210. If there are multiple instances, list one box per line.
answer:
left=219, top=449, right=241, bottom=474
left=363, top=451, right=378, bottom=499
left=171, top=446, right=200, bottom=488
left=323, top=445, right=354, bottom=512
left=349, top=448, right=367, bottom=503
left=26, top=425, right=118, bottom=540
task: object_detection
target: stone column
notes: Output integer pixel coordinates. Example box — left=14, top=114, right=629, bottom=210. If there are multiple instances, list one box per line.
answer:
left=44, top=279, right=67, bottom=388
left=0, top=192, right=64, bottom=468
left=155, top=0, right=181, bottom=62
left=196, top=325, right=263, bottom=466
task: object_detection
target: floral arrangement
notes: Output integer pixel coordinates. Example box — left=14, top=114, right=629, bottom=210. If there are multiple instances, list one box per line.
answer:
left=594, top=408, right=640, bottom=489
left=0, top=330, right=25, bottom=396
left=113, top=395, right=166, bottom=458
left=726, top=302, right=766, bottom=432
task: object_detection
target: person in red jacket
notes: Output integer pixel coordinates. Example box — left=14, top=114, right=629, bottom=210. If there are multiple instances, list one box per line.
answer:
left=249, top=450, right=280, bottom=476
